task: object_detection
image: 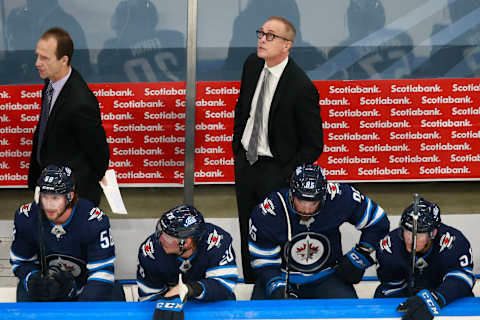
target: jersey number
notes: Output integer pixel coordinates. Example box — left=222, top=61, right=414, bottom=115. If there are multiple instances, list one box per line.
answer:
left=459, top=248, right=473, bottom=267
left=219, top=245, right=235, bottom=266
left=100, top=229, right=114, bottom=249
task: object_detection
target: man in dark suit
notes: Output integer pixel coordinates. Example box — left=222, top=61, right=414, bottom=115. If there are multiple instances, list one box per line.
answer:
left=233, top=16, right=323, bottom=283
left=28, top=27, right=109, bottom=206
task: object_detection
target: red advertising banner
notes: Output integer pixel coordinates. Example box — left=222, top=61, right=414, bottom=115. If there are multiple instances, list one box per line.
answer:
left=1, top=78, right=480, bottom=187
left=316, top=79, right=480, bottom=181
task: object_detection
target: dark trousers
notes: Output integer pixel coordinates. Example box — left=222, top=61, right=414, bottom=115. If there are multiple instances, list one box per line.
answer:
left=251, top=273, right=358, bottom=299
left=234, top=148, right=289, bottom=283
left=17, top=280, right=126, bottom=302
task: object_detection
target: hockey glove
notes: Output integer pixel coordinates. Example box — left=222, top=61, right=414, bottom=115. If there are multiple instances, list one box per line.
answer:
left=267, top=279, right=297, bottom=299
left=397, top=290, right=445, bottom=320
left=335, top=244, right=375, bottom=284
left=153, top=295, right=185, bottom=320
left=184, top=281, right=203, bottom=299
left=48, top=266, right=76, bottom=300
left=27, top=271, right=62, bottom=301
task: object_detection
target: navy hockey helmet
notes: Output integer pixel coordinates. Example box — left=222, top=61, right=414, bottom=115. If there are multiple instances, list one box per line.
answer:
left=400, top=198, right=441, bottom=234
left=37, top=165, right=75, bottom=202
left=156, top=204, right=206, bottom=242
left=290, top=164, right=327, bottom=204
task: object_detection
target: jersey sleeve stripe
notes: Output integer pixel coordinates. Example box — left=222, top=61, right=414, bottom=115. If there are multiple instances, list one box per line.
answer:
left=364, top=206, right=386, bottom=229
left=356, top=197, right=372, bottom=229
left=211, top=277, right=236, bottom=293
left=194, top=282, right=206, bottom=300
left=251, top=257, right=282, bottom=268
left=87, top=257, right=116, bottom=270
left=382, top=283, right=408, bottom=296
left=444, top=270, right=475, bottom=288
left=23, top=270, right=39, bottom=292
left=137, top=280, right=167, bottom=295
left=287, top=267, right=334, bottom=284
left=248, top=242, right=281, bottom=257
left=88, top=271, right=114, bottom=283
left=10, top=250, right=37, bottom=263
left=206, top=266, right=239, bottom=278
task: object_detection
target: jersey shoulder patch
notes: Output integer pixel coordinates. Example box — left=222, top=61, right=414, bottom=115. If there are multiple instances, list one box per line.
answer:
left=18, top=203, right=33, bottom=218
left=326, top=182, right=341, bottom=200
left=438, top=232, right=455, bottom=253
left=88, top=207, right=105, bottom=222
left=379, top=235, right=392, bottom=254
left=259, top=197, right=276, bottom=216
left=141, top=237, right=156, bottom=260
left=206, top=228, right=224, bottom=251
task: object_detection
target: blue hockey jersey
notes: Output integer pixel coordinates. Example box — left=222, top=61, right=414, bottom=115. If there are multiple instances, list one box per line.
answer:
left=10, top=199, right=116, bottom=301
left=136, top=223, right=238, bottom=302
left=249, top=183, right=389, bottom=291
left=375, top=224, right=474, bottom=304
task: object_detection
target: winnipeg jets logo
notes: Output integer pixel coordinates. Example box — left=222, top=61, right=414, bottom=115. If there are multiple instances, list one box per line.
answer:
left=439, top=232, right=455, bottom=253
left=88, top=208, right=104, bottom=221
left=287, top=232, right=331, bottom=273
left=207, top=229, right=223, bottom=251
left=48, top=255, right=83, bottom=277
left=380, top=235, right=392, bottom=254
left=260, top=198, right=275, bottom=216
left=142, top=239, right=155, bottom=259
left=19, top=203, right=32, bottom=217
left=291, top=235, right=324, bottom=265
left=327, top=183, right=341, bottom=200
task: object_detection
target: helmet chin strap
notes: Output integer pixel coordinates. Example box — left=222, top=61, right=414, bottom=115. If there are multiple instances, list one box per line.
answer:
left=177, top=239, right=186, bottom=255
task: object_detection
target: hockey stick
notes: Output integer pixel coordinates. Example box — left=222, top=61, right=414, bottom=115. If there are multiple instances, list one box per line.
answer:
left=277, top=192, right=292, bottom=298
left=35, top=186, right=48, bottom=276
left=408, top=193, right=420, bottom=296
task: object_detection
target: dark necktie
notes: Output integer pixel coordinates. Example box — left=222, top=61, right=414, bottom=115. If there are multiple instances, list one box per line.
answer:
left=246, top=69, right=270, bottom=165
left=36, top=81, right=54, bottom=163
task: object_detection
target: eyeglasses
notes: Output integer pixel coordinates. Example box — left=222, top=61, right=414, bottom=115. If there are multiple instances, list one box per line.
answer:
left=256, top=30, right=291, bottom=42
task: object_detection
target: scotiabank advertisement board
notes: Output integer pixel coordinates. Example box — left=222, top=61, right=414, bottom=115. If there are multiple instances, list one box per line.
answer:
left=1, top=78, right=480, bottom=186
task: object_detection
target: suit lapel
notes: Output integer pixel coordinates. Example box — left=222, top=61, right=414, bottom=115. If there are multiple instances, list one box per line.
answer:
left=268, top=59, right=291, bottom=126
left=44, top=70, right=74, bottom=135
left=246, top=58, right=264, bottom=108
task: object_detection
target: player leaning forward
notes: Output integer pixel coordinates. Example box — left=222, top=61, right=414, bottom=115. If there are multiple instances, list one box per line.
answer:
left=249, top=164, right=390, bottom=299
left=10, top=165, right=124, bottom=301
left=136, top=204, right=238, bottom=318
left=375, top=198, right=475, bottom=320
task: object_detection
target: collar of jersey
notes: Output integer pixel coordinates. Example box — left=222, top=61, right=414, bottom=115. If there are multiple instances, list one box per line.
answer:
left=48, top=205, right=77, bottom=228
left=177, top=251, right=197, bottom=263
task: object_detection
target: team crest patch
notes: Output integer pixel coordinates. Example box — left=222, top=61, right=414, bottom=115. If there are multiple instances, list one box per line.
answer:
left=19, top=203, right=32, bottom=217
left=207, top=229, right=223, bottom=251
left=88, top=208, right=104, bottom=221
left=380, top=235, right=392, bottom=254
left=142, top=239, right=155, bottom=259
left=260, top=198, right=276, bottom=216
left=47, top=254, right=85, bottom=278
left=285, top=232, right=331, bottom=273
left=439, top=232, right=455, bottom=253
left=327, top=183, right=341, bottom=200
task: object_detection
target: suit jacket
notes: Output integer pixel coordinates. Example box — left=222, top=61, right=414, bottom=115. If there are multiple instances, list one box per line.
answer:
left=233, top=53, right=323, bottom=176
left=28, top=68, right=109, bottom=205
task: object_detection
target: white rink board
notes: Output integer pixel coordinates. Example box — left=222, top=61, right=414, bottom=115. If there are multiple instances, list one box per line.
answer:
left=0, top=214, right=479, bottom=280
